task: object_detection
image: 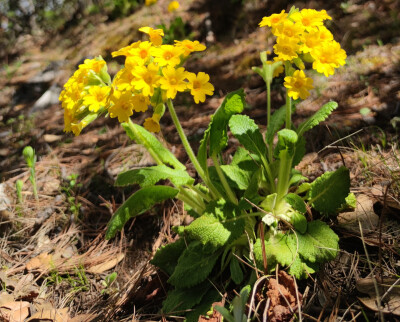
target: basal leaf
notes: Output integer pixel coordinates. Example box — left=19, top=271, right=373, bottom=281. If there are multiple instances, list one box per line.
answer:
left=209, top=89, right=246, bottom=156
left=275, top=129, right=298, bottom=159
left=115, top=165, right=194, bottom=188
left=230, top=256, right=244, bottom=284
left=151, top=238, right=186, bottom=275
left=290, top=212, right=307, bottom=234
left=309, top=166, right=350, bottom=215
left=122, top=122, right=186, bottom=170
left=105, top=186, right=178, bottom=239
left=294, top=220, right=339, bottom=263
left=297, top=101, right=338, bottom=136
left=186, top=288, right=221, bottom=322
left=162, top=280, right=211, bottom=314
left=229, top=114, right=266, bottom=158
left=185, top=213, right=245, bottom=253
left=168, top=241, right=220, bottom=288
left=285, top=193, right=306, bottom=214
left=220, top=164, right=252, bottom=190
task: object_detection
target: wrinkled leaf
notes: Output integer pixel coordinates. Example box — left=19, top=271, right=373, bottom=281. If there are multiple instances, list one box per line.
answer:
left=297, top=101, right=338, bottom=136
left=151, top=238, right=187, bottom=275
left=106, top=186, right=178, bottom=239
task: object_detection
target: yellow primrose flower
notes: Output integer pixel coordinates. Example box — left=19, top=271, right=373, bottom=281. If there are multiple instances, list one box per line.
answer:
left=186, top=72, right=214, bottom=104
left=152, top=45, right=184, bottom=67
left=63, top=109, right=75, bottom=132
left=112, top=41, right=141, bottom=58
left=291, top=9, right=331, bottom=32
left=112, top=68, right=135, bottom=92
left=131, top=94, right=150, bottom=113
left=132, top=63, right=161, bottom=97
left=59, top=83, right=83, bottom=111
left=78, top=57, right=105, bottom=74
left=259, top=10, right=287, bottom=29
left=159, top=66, right=187, bottom=99
left=311, top=40, right=347, bottom=77
left=139, top=27, right=164, bottom=46
left=125, top=41, right=153, bottom=66
left=168, top=1, right=180, bottom=12
left=108, top=90, right=135, bottom=123
left=143, top=114, right=161, bottom=133
left=273, top=20, right=304, bottom=39
left=83, top=86, right=111, bottom=112
left=273, top=36, right=300, bottom=61
left=174, top=40, right=206, bottom=57
left=284, top=70, right=314, bottom=100
left=145, top=0, right=157, bottom=5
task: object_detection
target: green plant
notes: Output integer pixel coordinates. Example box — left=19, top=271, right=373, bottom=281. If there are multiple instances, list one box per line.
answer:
left=59, top=6, right=351, bottom=320
left=15, top=180, right=23, bottom=204
left=214, top=285, right=251, bottom=322
left=61, top=173, right=82, bottom=218
left=101, top=272, right=118, bottom=295
left=158, top=17, right=191, bottom=44
left=22, top=146, right=38, bottom=200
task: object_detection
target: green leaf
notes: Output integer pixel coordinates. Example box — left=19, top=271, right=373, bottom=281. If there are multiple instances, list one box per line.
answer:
left=285, top=193, right=306, bottom=214
left=290, top=212, right=307, bottom=234
left=309, top=166, right=350, bottom=215
left=289, top=169, right=308, bottom=187
left=230, top=256, right=244, bottom=284
left=209, top=89, right=246, bottom=156
left=292, top=135, right=306, bottom=167
left=162, top=280, right=211, bottom=314
left=229, top=114, right=266, bottom=158
left=186, top=288, right=221, bottom=322
left=151, top=238, right=186, bottom=275
left=168, top=241, right=220, bottom=288
left=214, top=306, right=235, bottom=322
left=185, top=213, right=245, bottom=253
left=266, top=104, right=286, bottom=144
left=297, top=101, right=338, bottom=136
left=275, top=129, right=298, bottom=159
left=105, top=186, right=178, bottom=239
left=122, top=122, right=186, bottom=170
left=220, top=164, right=252, bottom=190
left=295, top=220, right=339, bottom=263
left=115, top=165, right=194, bottom=188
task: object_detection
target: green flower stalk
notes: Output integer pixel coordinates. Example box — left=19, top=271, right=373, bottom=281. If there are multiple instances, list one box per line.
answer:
left=23, top=146, right=38, bottom=200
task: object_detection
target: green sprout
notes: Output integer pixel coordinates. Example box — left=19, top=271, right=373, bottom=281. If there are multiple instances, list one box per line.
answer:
left=22, top=146, right=38, bottom=200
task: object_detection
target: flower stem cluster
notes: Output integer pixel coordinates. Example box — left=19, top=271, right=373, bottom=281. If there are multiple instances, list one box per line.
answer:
left=59, top=28, right=213, bottom=135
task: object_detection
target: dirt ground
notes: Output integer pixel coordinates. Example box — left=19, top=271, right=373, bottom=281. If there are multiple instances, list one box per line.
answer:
left=1, top=0, right=400, bottom=320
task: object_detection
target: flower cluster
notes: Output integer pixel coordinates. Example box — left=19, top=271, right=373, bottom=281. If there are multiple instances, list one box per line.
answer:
left=59, top=27, right=213, bottom=135
left=259, top=8, right=347, bottom=100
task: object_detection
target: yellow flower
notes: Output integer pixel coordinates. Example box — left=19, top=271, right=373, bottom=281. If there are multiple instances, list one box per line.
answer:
left=78, top=57, right=105, bottom=74
left=108, top=90, right=135, bottom=123
left=112, top=41, right=141, bottom=58
left=174, top=40, right=206, bottom=57
left=131, top=94, right=150, bottom=112
left=125, top=41, right=153, bottom=66
left=186, top=72, right=214, bottom=104
left=311, top=40, right=347, bottom=77
left=132, top=63, right=161, bottom=96
left=273, top=20, right=304, bottom=39
left=145, top=0, right=157, bottom=5
left=273, top=36, right=300, bottom=61
left=259, top=10, right=287, bottom=29
left=291, top=9, right=331, bottom=32
left=284, top=70, right=314, bottom=100
left=143, top=114, right=161, bottom=133
left=168, top=1, right=179, bottom=12
left=159, top=66, right=187, bottom=99
left=152, top=45, right=184, bottom=67
left=83, top=86, right=111, bottom=112
left=112, top=67, right=135, bottom=92
left=139, top=27, right=164, bottom=46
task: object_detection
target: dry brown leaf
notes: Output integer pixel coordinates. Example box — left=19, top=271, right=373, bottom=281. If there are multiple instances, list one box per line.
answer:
left=337, top=194, right=379, bottom=232
left=0, top=292, right=14, bottom=306
left=43, top=134, right=62, bottom=143
left=27, top=307, right=69, bottom=322
left=87, top=253, right=124, bottom=274
left=0, top=300, right=30, bottom=322
left=358, top=296, right=400, bottom=315
left=26, top=253, right=54, bottom=271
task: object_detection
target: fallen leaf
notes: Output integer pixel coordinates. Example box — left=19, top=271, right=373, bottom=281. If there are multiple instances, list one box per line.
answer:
left=27, top=307, right=69, bottom=322
left=26, top=253, right=53, bottom=271
left=87, top=253, right=124, bottom=274
left=338, top=194, right=379, bottom=232
left=0, top=292, right=14, bottom=306
left=43, top=134, right=62, bottom=143
left=68, top=313, right=97, bottom=322
left=0, top=300, right=30, bottom=322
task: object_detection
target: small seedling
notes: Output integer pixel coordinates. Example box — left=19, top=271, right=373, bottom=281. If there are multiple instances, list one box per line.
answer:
left=101, top=272, right=118, bottom=295
left=15, top=180, right=23, bottom=204
left=62, top=173, right=82, bottom=218
left=22, top=146, right=38, bottom=200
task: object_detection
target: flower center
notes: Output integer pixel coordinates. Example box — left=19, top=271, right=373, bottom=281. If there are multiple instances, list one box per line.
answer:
left=140, top=50, right=148, bottom=59
left=192, top=80, right=201, bottom=90
left=164, top=52, right=173, bottom=60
